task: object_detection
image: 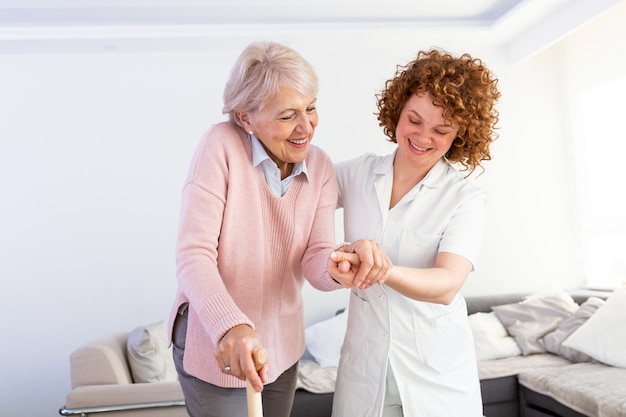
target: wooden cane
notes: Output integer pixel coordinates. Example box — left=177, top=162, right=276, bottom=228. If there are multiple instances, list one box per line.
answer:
left=246, top=348, right=268, bottom=417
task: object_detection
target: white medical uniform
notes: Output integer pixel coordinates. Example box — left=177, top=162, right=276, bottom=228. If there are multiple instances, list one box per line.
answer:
left=331, top=152, right=485, bottom=417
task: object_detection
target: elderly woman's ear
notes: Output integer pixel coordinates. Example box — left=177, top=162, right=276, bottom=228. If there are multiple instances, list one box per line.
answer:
left=237, top=112, right=252, bottom=132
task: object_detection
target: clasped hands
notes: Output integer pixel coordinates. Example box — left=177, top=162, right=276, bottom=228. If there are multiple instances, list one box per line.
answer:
left=328, top=239, right=392, bottom=290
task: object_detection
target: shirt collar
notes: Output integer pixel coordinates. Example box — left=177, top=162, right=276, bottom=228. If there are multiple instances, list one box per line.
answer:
left=249, top=133, right=309, bottom=179
left=373, top=150, right=449, bottom=189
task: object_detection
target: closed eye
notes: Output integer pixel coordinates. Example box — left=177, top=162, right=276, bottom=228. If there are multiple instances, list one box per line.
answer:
left=435, top=128, right=456, bottom=135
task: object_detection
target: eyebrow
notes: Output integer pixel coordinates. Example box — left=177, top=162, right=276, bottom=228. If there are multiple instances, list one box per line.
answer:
left=407, top=109, right=455, bottom=128
left=277, top=99, right=318, bottom=115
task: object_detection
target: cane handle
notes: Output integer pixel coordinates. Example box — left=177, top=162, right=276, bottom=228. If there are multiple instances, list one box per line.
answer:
left=246, top=348, right=267, bottom=417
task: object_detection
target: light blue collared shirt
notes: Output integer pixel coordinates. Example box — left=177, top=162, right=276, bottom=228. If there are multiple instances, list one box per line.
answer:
left=249, top=133, right=309, bottom=197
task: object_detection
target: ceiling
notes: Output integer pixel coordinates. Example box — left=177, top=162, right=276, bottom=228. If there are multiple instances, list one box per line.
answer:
left=0, top=0, right=622, bottom=62
left=0, top=0, right=585, bottom=28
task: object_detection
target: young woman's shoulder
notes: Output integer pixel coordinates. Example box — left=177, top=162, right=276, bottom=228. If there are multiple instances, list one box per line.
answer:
left=336, top=153, right=385, bottom=172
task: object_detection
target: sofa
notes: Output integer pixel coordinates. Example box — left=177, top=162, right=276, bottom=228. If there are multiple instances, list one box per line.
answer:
left=60, top=288, right=626, bottom=417
left=467, top=290, right=626, bottom=417
left=295, top=287, right=626, bottom=417
left=58, top=321, right=331, bottom=417
left=59, top=324, right=187, bottom=417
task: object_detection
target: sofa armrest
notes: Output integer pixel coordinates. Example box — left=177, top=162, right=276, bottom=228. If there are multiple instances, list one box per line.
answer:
left=70, top=331, right=133, bottom=388
left=465, top=294, right=527, bottom=315
left=64, top=381, right=184, bottom=409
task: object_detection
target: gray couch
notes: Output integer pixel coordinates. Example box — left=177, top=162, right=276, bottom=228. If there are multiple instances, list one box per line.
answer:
left=291, top=290, right=625, bottom=417
left=469, top=292, right=625, bottom=417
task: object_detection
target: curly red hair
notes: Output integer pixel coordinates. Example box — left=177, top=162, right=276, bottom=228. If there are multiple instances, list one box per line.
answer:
left=376, top=48, right=501, bottom=174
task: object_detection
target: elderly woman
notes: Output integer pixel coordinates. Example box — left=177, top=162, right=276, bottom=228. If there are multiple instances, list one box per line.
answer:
left=168, top=41, right=387, bottom=417
left=330, top=48, right=501, bottom=417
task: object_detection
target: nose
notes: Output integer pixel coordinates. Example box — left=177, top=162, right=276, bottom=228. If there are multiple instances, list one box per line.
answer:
left=296, top=113, right=315, bottom=135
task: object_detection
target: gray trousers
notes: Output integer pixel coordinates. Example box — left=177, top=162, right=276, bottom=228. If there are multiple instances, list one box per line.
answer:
left=172, top=309, right=298, bottom=417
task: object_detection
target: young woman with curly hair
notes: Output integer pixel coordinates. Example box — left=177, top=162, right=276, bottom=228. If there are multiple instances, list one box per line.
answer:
left=330, top=48, right=501, bottom=417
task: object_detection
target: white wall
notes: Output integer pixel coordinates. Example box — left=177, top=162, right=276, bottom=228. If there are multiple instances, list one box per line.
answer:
left=0, top=12, right=617, bottom=414
left=462, top=46, right=584, bottom=295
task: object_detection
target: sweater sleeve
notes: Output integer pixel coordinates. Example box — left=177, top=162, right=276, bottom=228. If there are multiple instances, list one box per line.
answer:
left=301, top=149, right=343, bottom=292
left=175, top=125, right=254, bottom=345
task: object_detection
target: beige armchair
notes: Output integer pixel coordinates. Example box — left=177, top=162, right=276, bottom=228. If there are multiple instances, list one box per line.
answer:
left=59, top=330, right=187, bottom=417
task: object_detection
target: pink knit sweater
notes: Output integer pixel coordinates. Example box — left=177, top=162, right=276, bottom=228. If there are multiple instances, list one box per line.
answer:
left=168, top=122, right=342, bottom=387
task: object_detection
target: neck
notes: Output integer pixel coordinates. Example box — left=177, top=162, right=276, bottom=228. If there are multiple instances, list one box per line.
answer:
left=392, top=154, right=436, bottom=186
left=279, top=162, right=293, bottom=180
left=389, top=157, right=438, bottom=209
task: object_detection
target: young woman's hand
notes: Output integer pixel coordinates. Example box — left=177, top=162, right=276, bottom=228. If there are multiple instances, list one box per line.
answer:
left=329, top=240, right=392, bottom=289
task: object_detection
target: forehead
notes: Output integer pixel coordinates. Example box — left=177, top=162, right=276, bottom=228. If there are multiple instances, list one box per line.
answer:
left=404, top=93, right=457, bottom=127
left=260, top=86, right=316, bottom=113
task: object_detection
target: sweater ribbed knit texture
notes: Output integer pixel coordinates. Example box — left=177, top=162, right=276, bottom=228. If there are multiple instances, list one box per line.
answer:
left=168, top=122, right=341, bottom=387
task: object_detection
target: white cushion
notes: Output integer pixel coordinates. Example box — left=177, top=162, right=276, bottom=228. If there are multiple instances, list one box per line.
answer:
left=127, top=320, right=178, bottom=383
left=562, top=288, right=626, bottom=368
left=305, top=310, right=347, bottom=368
left=468, top=312, right=522, bottom=361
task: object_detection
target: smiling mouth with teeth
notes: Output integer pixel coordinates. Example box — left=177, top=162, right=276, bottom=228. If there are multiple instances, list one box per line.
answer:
left=289, top=138, right=308, bottom=145
left=409, top=139, right=428, bottom=152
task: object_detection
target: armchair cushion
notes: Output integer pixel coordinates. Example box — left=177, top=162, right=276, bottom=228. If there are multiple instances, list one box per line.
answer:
left=127, top=320, right=178, bottom=383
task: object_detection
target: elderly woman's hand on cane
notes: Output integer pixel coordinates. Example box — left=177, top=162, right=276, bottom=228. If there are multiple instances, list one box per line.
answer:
left=215, top=326, right=268, bottom=416
left=246, top=348, right=268, bottom=417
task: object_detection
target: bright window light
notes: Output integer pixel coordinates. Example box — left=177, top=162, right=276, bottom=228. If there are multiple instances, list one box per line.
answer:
left=573, top=75, right=626, bottom=289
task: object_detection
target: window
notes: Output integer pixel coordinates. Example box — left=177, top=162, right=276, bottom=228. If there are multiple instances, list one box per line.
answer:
left=559, top=2, right=626, bottom=290
left=571, top=75, right=626, bottom=289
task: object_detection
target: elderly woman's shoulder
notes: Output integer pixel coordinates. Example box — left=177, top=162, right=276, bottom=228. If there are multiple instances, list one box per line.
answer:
left=203, top=121, right=243, bottom=140
left=306, top=143, right=334, bottom=165
left=195, top=122, right=247, bottom=152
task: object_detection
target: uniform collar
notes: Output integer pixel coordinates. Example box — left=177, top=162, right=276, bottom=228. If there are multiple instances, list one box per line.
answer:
left=373, top=150, right=450, bottom=189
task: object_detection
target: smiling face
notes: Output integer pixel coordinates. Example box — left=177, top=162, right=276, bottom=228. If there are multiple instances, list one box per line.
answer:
left=238, top=86, right=318, bottom=178
left=394, top=92, right=459, bottom=172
